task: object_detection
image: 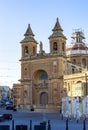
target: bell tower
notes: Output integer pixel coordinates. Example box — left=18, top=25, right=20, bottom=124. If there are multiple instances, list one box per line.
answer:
left=20, top=24, right=38, bottom=109
left=20, top=24, right=38, bottom=58
left=49, top=18, right=66, bottom=54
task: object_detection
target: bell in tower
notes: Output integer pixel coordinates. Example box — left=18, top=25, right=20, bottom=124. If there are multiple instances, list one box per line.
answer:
left=48, top=18, right=67, bottom=55
left=20, top=24, right=38, bottom=58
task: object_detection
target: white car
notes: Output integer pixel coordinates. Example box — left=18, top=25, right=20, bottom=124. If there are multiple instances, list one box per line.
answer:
left=0, top=115, right=4, bottom=121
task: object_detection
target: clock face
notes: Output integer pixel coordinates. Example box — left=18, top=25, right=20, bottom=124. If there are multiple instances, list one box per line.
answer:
left=53, top=61, right=57, bottom=65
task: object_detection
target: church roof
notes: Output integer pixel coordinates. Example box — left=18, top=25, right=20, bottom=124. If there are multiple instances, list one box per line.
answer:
left=66, top=42, right=88, bottom=56
left=49, top=18, right=66, bottom=39
left=71, top=43, right=87, bottom=50
left=66, top=30, right=88, bottom=52
left=24, top=24, right=34, bottom=36
left=52, top=18, right=63, bottom=31
left=20, top=24, right=37, bottom=44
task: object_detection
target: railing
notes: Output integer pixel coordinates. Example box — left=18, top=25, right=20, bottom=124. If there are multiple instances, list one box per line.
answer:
left=67, top=50, right=88, bottom=55
left=21, top=52, right=66, bottom=60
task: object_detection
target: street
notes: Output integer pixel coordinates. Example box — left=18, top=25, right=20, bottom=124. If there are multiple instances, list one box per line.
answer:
left=0, top=109, right=88, bottom=130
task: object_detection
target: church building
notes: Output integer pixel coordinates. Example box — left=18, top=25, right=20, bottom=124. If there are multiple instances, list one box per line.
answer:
left=19, top=18, right=67, bottom=111
left=16, top=18, right=88, bottom=112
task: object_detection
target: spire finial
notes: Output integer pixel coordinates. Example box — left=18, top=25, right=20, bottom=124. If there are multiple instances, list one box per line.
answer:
left=24, top=24, right=34, bottom=36
left=52, top=17, right=63, bottom=32
left=28, top=24, right=30, bottom=27
left=48, top=18, right=67, bottom=40
left=57, top=17, right=59, bottom=22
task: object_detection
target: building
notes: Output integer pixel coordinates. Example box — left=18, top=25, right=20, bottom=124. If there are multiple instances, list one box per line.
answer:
left=64, top=71, right=86, bottom=98
left=12, top=83, right=21, bottom=108
left=14, top=18, right=88, bottom=112
left=63, top=29, right=88, bottom=117
left=19, top=18, right=67, bottom=111
left=64, top=29, right=88, bottom=98
left=66, top=29, right=88, bottom=68
left=0, top=86, right=11, bottom=101
left=62, top=70, right=88, bottom=117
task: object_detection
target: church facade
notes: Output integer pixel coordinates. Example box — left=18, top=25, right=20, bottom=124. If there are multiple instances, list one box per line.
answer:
left=18, top=18, right=88, bottom=112
left=19, top=18, right=67, bottom=111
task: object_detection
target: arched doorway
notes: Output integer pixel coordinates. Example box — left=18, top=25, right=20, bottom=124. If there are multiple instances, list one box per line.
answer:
left=40, top=92, right=48, bottom=104
left=32, top=70, right=48, bottom=106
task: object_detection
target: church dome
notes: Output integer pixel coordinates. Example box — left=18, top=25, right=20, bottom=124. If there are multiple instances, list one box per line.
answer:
left=71, top=43, right=87, bottom=50
left=66, top=30, right=88, bottom=56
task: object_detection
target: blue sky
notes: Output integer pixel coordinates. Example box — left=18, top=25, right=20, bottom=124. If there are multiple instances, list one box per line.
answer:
left=0, top=0, right=88, bottom=88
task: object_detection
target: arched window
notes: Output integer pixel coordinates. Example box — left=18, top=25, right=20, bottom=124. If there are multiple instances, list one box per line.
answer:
left=25, top=46, right=28, bottom=54
left=40, top=73, right=48, bottom=79
left=82, top=58, right=86, bottom=67
left=33, top=47, right=36, bottom=55
left=53, top=42, right=58, bottom=51
left=24, top=67, right=27, bottom=77
left=73, top=59, right=76, bottom=63
left=62, top=43, right=65, bottom=51
left=72, top=68, right=75, bottom=73
left=68, top=83, right=70, bottom=91
left=76, top=37, right=78, bottom=43
left=40, top=73, right=48, bottom=87
left=74, top=81, right=83, bottom=97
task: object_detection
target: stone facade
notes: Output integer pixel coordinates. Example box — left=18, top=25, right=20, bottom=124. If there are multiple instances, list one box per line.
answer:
left=64, top=29, right=88, bottom=98
left=66, top=29, right=88, bottom=68
left=13, top=84, right=21, bottom=108
left=64, top=70, right=88, bottom=98
left=19, top=18, right=67, bottom=111
left=16, top=18, right=88, bottom=112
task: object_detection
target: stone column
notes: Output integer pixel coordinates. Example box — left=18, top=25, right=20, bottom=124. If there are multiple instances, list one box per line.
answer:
left=48, top=79, right=52, bottom=104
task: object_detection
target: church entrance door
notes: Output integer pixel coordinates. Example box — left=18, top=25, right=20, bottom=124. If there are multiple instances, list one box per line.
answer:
left=40, top=92, right=48, bottom=105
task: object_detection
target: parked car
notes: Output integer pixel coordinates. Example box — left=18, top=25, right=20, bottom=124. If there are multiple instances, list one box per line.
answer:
left=0, top=115, right=4, bottom=121
left=0, top=113, right=12, bottom=121
left=13, top=107, right=17, bottom=111
left=6, top=104, right=13, bottom=110
left=3, top=114, right=12, bottom=120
